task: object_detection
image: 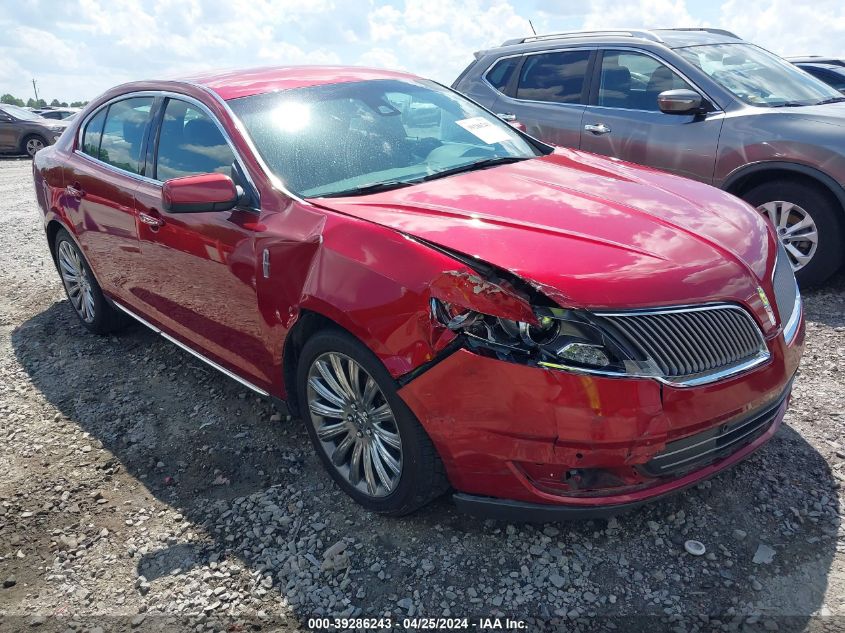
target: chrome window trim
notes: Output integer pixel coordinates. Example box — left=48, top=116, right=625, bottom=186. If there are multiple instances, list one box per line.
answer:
left=74, top=89, right=260, bottom=202
left=113, top=300, right=270, bottom=396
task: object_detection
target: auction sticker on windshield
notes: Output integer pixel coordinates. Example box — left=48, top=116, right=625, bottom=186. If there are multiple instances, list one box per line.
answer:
left=455, top=116, right=513, bottom=144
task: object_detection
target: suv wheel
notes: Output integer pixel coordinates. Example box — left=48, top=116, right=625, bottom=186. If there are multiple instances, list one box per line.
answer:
left=743, top=181, right=844, bottom=286
left=55, top=229, right=130, bottom=334
left=22, top=134, right=47, bottom=158
left=296, top=329, right=448, bottom=515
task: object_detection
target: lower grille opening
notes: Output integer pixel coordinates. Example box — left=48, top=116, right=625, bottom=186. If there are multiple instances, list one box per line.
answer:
left=640, top=385, right=790, bottom=478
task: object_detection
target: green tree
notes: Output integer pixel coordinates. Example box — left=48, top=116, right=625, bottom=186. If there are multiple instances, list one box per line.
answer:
left=70, top=100, right=88, bottom=107
left=26, top=98, right=36, bottom=107
left=1, top=94, right=25, bottom=106
left=50, top=98, right=60, bottom=106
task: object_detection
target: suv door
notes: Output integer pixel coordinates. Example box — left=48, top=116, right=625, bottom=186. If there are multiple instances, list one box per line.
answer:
left=0, top=109, right=18, bottom=151
left=580, top=49, right=724, bottom=183
left=132, top=96, right=272, bottom=389
left=62, top=96, right=154, bottom=300
left=493, top=49, right=594, bottom=149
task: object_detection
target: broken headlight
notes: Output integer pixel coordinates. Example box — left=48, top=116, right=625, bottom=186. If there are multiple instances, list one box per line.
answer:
left=430, top=298, right=655, bottom=376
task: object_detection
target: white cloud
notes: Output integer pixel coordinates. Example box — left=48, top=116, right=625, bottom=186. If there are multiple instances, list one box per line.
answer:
left=0, top=0, right=842, bottom=103
left=720, top=0, right=845, bottom=57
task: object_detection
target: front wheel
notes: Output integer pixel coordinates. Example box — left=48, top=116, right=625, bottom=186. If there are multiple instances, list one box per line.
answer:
left=296, top=329, right=448, bottom=515
left=54, top=229, right=129, bottom=334
left=743, top=180, right=844, bottom=287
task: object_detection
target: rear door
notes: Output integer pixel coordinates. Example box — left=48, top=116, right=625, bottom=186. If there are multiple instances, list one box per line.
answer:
left=580, top=49, right=724, bottom=183
left=61, top=96, right=155, bottom=300
left=132, top=96, right=272, bottom=388
left=492, top=49, right=594, bottom=149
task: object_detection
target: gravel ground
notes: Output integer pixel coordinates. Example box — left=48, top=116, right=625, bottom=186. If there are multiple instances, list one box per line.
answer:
left=0, top=157, right=843, bottom=633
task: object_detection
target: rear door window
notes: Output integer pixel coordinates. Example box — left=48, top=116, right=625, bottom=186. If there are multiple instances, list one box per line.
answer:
left=154, top=99, right=235, bottom=181
left=97, top=97, right=154, bottom=173
left=516, top=50, right=591, bottom=103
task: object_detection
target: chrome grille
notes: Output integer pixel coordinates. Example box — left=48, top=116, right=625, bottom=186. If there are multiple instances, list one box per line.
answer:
left=596, top=305, right=767, bottom=381
left=772, top=240, right=798, bottom=325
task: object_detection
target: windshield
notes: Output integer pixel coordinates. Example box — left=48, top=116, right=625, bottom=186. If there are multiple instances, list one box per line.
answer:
left=0, top=104, right=44, bottom=121
left=677, top=43, right=842, bottom=107
left=228, top=78, right=542, bottom=198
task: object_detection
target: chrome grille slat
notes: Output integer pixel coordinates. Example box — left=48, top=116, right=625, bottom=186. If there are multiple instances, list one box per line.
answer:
left=597, top=304, right=767, bottom=382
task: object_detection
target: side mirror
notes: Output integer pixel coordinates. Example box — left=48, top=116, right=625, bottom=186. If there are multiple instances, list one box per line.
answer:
left=658, top=89, right=705, bottom=115
left=0, top=114, right=12, bottom=122
left=162, top=173, right=239, bottom=213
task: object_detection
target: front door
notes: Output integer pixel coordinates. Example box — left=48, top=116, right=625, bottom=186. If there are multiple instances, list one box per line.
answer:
left=133, top=97, right=272, bottom=388
left=580, top=49, right=724, bottom=183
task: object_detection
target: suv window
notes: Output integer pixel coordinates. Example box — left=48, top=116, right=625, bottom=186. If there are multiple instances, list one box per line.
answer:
left=97, top=97, right=154, bottom=173
left=81, top=107, right=107, bottom=159
left=155, top=99, right=234, bottom=181
left=598, top=51, right=692, bottom=111
left=516, top=51, right=591, bottom=104
left=485, top=57, right=519, bottom=94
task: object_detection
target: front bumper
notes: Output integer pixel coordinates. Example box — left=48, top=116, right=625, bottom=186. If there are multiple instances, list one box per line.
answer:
left=398, top=316, right=804, bottom=517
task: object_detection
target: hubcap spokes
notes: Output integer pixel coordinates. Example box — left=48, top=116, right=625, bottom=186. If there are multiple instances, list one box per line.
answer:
left=306, top=352, right=403, bottom=497
left=27, top=139, right=44, bottom=156
left=58, top=241, right=95, bottom=323
left=757, top=200, right=818, bottom=271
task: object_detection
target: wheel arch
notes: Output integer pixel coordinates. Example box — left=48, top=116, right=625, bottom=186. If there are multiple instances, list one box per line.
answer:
left=723, top=161, right=845, bottom=213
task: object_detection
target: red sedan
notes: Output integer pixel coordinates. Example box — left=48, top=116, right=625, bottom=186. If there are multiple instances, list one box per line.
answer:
left=31, top=66, right=804, bottom=519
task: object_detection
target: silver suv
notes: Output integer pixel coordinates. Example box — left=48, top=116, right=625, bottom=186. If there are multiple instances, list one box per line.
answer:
left=453, top=28, right=845, bottom=286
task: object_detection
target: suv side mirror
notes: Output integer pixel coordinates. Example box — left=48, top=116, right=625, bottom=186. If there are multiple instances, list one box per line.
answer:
left=658, top=89, right=705, bottom=115
left=162, top=173, right=239, bottom=213
left=0, top=113, right=12, bottom=122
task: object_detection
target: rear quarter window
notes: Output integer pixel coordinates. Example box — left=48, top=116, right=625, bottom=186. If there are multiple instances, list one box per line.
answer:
left=484, top=57, right=520, bottom=94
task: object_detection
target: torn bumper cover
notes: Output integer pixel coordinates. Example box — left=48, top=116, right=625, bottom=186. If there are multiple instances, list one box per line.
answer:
left=397, top=323, right=803, bottom=518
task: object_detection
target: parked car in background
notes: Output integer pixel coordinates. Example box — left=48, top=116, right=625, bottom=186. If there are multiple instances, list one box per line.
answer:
left=31, top=66, right=803, bottom=518
left=454, top=28, right=845, bottom=286
left=787, top=57, right=845, bottom=94
left=0, top=103, right=69, bottom=156
left=34, top=107, right=80, bottom=120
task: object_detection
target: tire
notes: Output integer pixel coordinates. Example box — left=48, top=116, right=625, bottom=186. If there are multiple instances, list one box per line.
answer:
left=54, top=229, right=130, bottom=334
left=296, top=328, right=449, bottom=515
left=22, top=134, right=47, bottom=158
left=743, top=180, right=844, bottom=287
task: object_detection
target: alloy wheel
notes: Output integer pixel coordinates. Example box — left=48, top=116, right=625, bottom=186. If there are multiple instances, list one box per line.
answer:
left=57, top=240, right=96, bottom=323
left=306, top=352, right=403, bottom=497
left=26, top=137, right=45, bottom=157
left=757, top=200, right=819, bottom=271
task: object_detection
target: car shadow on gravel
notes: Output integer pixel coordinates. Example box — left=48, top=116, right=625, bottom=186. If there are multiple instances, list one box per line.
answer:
left=11, top=300, right=842, bottom=632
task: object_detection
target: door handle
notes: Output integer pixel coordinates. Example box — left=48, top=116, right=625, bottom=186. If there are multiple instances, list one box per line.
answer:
left=138, top=211, right=164, bottom=228
left=584, top=123, right=611, bottom=135
left=66, top=183, right=85, bottom=199
left=496, top=113, right=517, bottom=122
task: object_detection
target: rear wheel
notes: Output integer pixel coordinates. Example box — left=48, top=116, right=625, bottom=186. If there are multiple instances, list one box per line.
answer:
left=22, top=134, right=47, bottom=158
left=54, top=229, right=129, bottom=334
left=296, top=329, right=448, bottom=515
left=743, top=180, right=844, bottom=286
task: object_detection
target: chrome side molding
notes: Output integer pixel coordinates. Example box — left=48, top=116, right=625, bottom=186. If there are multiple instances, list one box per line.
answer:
left=112, top=301, right=270, bottom=397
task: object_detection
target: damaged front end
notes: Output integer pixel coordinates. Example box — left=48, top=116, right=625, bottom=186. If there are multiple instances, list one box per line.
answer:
left=420, top=240, right=663, bottom=382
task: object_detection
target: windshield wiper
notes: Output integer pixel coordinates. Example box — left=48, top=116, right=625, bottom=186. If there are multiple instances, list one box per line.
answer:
left=420, top=156, right=531, bottom=182
left=815, top=96, right=845, bottom=105
left=769, top=101, right=810, bottom=108
left=317, top=180, right=414, bottom=198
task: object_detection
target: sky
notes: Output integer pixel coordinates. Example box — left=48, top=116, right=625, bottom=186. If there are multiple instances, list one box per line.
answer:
left=1, top=0, right=844, bottom=104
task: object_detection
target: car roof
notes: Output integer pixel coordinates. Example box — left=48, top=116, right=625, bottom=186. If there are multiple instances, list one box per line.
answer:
left=795, top=62, right=845, bottom=72
left=491, top=27, right=742, bottom=55
left=175, top=65, right=422, bottom=101
left=786, top=56, right=845, bottom=65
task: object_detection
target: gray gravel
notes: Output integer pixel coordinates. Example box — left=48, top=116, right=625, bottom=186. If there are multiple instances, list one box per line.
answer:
left=0, top=157, right=843, bottom=632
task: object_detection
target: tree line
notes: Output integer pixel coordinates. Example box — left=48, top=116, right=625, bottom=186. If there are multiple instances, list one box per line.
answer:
left=1, top=94, right=88, bottom=108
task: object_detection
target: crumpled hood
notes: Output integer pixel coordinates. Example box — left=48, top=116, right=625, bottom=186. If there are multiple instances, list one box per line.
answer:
left=315, top=149, right=776, bottom=327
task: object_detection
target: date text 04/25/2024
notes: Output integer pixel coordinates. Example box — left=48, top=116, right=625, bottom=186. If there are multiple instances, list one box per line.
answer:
left=307, top=617, right=528, bottom=630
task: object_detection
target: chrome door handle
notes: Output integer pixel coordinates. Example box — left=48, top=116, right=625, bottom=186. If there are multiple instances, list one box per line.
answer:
left=496, top=113, right=517, bottom=122
left=138, top=211, right=164, bottom=227
left=584, top=123, right=611, bottom=135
